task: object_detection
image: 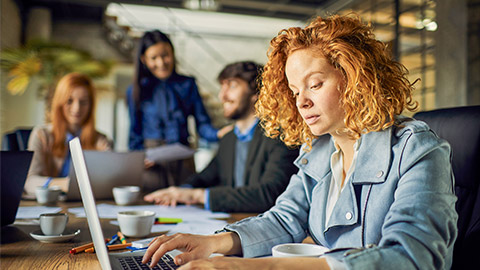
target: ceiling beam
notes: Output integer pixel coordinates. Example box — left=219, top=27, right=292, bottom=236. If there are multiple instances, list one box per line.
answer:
left=220, top=0, right=320, bottom=15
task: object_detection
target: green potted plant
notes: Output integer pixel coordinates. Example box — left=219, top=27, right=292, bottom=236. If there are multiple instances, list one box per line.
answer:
left=0, top=39, right=114, bottom=120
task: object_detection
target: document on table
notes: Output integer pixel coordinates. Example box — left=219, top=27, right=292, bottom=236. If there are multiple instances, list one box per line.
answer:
left=145, top=143, right=195, bottom=163
left=166, top=219, right=228, bottom=235
left=69, top=204, right=230, bottom=220
left=16, top=206, right=62, bottom=219
left=110, top=218, right=228, bottom=235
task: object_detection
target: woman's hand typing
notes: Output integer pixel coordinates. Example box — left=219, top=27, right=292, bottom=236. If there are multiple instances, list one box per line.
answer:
left=142, top=232, right=242, bottom=268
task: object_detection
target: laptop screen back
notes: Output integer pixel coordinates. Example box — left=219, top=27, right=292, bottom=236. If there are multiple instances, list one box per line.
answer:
left=1, top=151, right=33, bottom=227
left=69, top=138, right=113, bottom=270
left=67, top=150, right=145, bottom=201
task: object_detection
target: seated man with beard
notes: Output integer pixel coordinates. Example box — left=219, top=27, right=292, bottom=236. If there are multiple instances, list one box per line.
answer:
left=143, top=61, right=299, bottom=212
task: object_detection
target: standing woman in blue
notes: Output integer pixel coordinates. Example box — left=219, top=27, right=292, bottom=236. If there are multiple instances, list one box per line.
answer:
left=127, top=30, right=229, bottom=191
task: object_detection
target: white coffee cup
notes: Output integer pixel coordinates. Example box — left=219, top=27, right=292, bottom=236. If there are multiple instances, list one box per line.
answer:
left=117, top=211, right=155, bottom=237
left=39, top=213, right=69, bottom=236
left=35, top=186, right=62, bottom=205
left=272, top=243, right=329, bottom=257
left=112, top=186, right=140, bottom=205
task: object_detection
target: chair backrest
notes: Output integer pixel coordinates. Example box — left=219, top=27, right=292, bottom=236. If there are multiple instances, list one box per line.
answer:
left=15, top=129, right=32, bottom=150
left=1, top=132, right=19, bottom=151
left=1, top=128, right=32, bottom=151
left=414, top=105, right=480, bottom=270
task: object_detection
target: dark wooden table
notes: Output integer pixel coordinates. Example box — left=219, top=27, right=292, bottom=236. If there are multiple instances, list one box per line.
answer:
left=0, top=200, right=256, bottom=270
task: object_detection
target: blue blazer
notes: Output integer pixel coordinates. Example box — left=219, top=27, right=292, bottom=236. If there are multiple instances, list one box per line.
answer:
left=127, top=73, right=218, bottom=150
left=225, top=118, right=458, bottom=269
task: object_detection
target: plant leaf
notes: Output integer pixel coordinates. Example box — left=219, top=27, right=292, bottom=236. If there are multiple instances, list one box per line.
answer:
left=6, top=74, right=30, bottom=95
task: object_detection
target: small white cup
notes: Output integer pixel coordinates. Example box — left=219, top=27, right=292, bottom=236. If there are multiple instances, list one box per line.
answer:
left=112, top=186, right=140, bottom=205
left=35, top=186, right=62, bottom=205
left=117, top=211, right=155, bottom=237
left=39, top=213, right=69, bottom=236
left=272, top=243, right=328, bottom=257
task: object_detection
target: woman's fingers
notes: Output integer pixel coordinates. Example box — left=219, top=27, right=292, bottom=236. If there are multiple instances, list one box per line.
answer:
left=174, top=250, right=207, bottom=266
left=142, top=234, right=217, bottom=267
left=142, top=235, right=171, bottom=265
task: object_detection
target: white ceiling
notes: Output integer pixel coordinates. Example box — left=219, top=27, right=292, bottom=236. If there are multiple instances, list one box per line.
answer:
left=106, top=3, right=305, bottom=39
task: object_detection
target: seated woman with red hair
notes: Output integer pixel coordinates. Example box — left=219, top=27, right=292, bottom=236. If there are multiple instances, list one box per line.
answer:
left=141, top=14, right=457, bottom=270
left=24, top=72, right=112, bottom=197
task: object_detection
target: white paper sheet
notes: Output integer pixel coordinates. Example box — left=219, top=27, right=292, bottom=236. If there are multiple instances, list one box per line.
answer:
left=110, top=220, right=177, bottom=233
left=145, top=143, right=195, bottom=163
left=69, top=204, right=230, bottom=220
left=16, top=206, right=62, bottom=219
left=110, top=218, right=228, bottom=235
left=166, top=219, right=228, bottom=235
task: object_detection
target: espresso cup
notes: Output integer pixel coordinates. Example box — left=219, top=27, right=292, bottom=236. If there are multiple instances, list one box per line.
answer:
left=117, top=211, right=155, bottom=237
left=39, top=213, right=68, bottom=236
left=35, top=186, right=61, bottom=205
left=272, top=243, right=328, bottom=257
left=112, top=186, right=141, bottom=206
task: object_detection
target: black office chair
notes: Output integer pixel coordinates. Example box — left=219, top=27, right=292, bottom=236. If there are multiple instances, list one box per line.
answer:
left=414, top=105, right=480, bottom=270
left=1, top=128, right=33, bottom=151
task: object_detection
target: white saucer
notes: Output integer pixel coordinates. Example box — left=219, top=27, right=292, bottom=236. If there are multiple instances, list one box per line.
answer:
left=30, top=229, right=81, bottom=243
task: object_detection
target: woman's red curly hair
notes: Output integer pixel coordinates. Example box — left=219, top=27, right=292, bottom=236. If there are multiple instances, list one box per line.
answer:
left=256, top=14, right=418, bottom=150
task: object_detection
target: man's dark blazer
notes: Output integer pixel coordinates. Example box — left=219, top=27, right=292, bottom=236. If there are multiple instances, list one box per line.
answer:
left=187, top=124, right=299, bottom=212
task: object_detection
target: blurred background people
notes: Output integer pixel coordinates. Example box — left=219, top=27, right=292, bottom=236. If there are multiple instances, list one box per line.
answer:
left=24, top=72, right=112, bottom=197
left=127, top=30, right=231, bottom=192
left=144, top=61, right=299, bottom=212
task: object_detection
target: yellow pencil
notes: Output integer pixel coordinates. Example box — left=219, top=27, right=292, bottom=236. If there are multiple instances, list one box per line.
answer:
left=117, top=231, right=127, bottom=244
left=85, top=243, right=132, bottom=253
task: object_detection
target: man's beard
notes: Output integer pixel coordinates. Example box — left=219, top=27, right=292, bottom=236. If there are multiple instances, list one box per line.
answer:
left=225, top=98, right=253, bottom=121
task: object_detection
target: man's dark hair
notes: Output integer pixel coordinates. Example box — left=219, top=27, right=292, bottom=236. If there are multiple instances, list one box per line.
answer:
left=217, top=61, right=263, bottom=94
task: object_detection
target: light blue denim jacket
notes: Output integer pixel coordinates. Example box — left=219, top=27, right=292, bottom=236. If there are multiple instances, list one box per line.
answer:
left=225, top=118, right=458, bottom=269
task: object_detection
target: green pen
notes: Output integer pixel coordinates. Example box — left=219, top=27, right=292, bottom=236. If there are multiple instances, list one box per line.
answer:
left=155, top=217, right=183, bottom=224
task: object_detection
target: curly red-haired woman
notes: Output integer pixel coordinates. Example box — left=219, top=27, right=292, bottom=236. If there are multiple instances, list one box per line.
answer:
left=141, top=14, right=457, bottom=270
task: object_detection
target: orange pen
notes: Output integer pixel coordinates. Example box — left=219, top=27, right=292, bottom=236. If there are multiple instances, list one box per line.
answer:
left=70, top=239, right=109, bottom=254
left=85, top=243, right=132, bottom=253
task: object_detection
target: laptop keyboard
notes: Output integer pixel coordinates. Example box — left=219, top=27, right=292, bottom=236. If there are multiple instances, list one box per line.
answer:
left=118, top=254, right=178, bottom=270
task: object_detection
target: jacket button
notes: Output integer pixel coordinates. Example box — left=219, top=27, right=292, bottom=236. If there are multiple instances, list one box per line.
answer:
left=376, top=171, right=384, bottom=178
left=345, top=212, right=353, bottom=220
left=301, top=158, right=308, bottom=165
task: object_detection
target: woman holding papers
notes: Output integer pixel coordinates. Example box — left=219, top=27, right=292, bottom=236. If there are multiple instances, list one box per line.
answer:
left=127, top=30, right=231, bottom=190
left=25, top=72, right=112, bottom=197
left=141, top=14, right=457, bottom=269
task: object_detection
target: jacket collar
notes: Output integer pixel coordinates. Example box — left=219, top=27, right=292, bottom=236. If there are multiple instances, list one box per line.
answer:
left=294, top=127, right=393, bottom=185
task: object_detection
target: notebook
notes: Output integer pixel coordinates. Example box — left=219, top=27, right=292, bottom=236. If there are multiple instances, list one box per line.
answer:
left=66, top=150, right=145, bottom=201
left=69, top=137, right=180, bottom=270
left=1, top=151, right=33, bottom=227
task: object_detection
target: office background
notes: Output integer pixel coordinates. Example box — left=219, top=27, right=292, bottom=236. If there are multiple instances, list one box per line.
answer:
left=1, top=0, right=479, bottom=152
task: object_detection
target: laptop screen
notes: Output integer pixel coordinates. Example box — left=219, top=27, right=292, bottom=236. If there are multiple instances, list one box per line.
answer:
left=1, top=151, right=33, bottom=227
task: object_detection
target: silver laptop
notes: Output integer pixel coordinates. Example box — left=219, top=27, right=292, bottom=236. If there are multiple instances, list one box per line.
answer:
left=67, top=150, right=145, bottom=200
left=69, top=137, right=180, bottom=270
